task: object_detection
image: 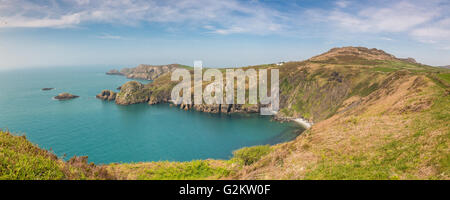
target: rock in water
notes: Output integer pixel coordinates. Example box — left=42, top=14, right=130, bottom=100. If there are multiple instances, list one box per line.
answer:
left=96, top=90, right=116, bottom=101
left=54, top=93, right=79, bottom=100
left=42, top=88, right=54, bottom=91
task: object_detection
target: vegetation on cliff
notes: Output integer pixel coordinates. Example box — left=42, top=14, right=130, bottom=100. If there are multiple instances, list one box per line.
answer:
left=0, top=131, right=114, bottom=180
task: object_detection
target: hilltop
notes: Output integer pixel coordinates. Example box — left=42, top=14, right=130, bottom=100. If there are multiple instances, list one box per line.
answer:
left=1, top=47, right=449, bottom=180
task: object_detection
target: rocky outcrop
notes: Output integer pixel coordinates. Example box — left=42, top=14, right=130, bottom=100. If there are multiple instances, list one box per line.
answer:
left=96, top=90, right=116, bottom=101
left=309, top=47, right=398, bottom=63
left=179, top=103, right=259, bottom=114
left=115, top=81, right=150, bottom=105
left=54, top=93, right=79, bottom=100
left=398, top=57, right=418, bottom=64
left=42, top=88, right=54, bottom=91
left=107, top=64, right=180, bottom=80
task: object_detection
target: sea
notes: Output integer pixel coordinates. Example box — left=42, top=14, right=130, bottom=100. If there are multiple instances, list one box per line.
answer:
left=0, top=66, right=303, bottom=164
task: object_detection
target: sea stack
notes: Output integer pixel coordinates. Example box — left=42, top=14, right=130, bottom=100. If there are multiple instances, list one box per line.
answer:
left=96, top=90, right=116, bottom=101
left=54, top=92, right=79, bottom=100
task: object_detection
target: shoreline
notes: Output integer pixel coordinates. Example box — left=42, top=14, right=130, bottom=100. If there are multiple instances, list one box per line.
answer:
left=292, top=118, right=313, bottom=129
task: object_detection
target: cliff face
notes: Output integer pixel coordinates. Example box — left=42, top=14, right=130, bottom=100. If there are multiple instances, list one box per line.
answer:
left=236, top=70, right=449, bottom=180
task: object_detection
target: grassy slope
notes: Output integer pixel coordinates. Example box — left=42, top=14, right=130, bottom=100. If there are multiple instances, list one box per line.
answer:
left=236, top=70, right=449, bottom=179
left=0, top=131, right=114, bottom=180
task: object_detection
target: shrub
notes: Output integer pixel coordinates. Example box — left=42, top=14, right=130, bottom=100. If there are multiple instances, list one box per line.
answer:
left=233, top=145, right=272, bottom=166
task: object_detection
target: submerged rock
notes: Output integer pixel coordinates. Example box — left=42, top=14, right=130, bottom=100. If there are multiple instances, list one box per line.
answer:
left=96, top=90, right=116, bottom=101
left=54, top=92, right=79, bottom=100
left=42, top=88, right=54, bottom=91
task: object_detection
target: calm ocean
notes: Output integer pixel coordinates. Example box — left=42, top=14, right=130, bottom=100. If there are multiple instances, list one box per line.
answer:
left=0, top=66, right=302, bottom=164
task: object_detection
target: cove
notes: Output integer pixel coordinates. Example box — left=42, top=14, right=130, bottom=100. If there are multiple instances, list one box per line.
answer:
left=0, top=66, right=304, bottom=164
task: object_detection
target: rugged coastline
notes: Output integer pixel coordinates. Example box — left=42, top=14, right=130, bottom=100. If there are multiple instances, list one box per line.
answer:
left=103, top=47, right=432, bottom=123
left=4, top=46, right=446, bottom=180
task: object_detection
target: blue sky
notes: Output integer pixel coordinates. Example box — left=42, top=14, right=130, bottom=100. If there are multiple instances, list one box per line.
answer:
left=0, top=0, right=449, bottom=69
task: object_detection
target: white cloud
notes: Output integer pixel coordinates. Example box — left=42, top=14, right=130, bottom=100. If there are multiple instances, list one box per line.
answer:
left=411, top=27, right=450, bottom=39
left=0, top=0, right=288, bottom=35
left=329, top=1, right=439, bottom=33
left=0, top=13, right=82, bottom=28
left=380, top=37, right=394, bottom=41
left=324, top=0, right=450, bottom=49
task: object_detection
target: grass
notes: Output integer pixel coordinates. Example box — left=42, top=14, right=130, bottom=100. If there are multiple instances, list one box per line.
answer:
left=232, top=145, right=272, bottom=166
left=137, top=161, right=230, bottom=180
left=437, top=73, right=450, bottom=84
left=108, top=160, right=231, bottom=180
left=302, top=77, right=449, bottom=180
left=0, top=131, right=114, bottom=180
left=372, top=67, right=398, bottom=72
left=0, top=131, right=65, bottom=180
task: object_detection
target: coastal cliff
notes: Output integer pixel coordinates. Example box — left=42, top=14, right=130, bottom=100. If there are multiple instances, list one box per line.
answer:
left=102, top=47, right=445, bottom=122
left=107, top=64, right=181, bottom=80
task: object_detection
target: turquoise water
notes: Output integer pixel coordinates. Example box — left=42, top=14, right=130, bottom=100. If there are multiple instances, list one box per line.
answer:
left=0, top=67, right=303, bottom=164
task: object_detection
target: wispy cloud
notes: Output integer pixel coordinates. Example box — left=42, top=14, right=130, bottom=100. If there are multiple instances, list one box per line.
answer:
left=96, top=33, right=123, bottom=40
left=335, top=0, right=350, bottom=8
left=322, top=0, right=450, bottom=49
left=1, top=0, right=450, bottom=50
left=0, top=0, right=289, bottom=35
left=329, top=1, right=440, bottom=33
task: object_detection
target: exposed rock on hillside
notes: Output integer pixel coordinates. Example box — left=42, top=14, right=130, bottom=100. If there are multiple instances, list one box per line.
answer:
left=96, top=90, right=116, bottom=101
left=310, top=47, right=397, bottom=62
left=398, top=57, right=418, bottom=64
left=54, top=93, right=79, bottom=100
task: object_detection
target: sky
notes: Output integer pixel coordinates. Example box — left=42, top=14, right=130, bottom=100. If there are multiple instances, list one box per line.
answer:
left=0, top=0, right=449, bottom=70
